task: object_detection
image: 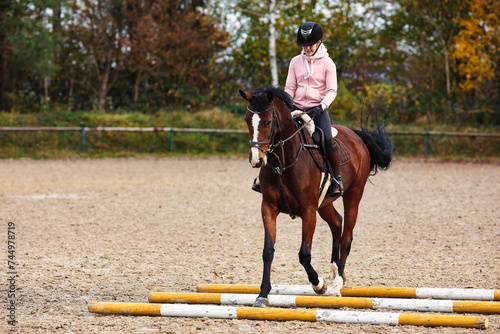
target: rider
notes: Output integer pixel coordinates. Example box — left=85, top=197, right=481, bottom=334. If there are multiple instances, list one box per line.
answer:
left=252, top=21, right=343, bottom=196
left=286, top=21, right=343, bottom=196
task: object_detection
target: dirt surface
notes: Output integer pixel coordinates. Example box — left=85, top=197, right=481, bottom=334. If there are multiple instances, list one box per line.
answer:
left=1, top=157, right=499, bottom=333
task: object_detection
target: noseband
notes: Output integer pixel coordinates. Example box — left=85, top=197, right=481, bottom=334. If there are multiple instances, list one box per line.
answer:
left=247, top=104, right=278, bottom=154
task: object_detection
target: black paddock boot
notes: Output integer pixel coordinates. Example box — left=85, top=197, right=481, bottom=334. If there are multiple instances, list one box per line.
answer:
left=251, top=177, right=261, bottom=193
left=325, top=139, right=344, bottom=196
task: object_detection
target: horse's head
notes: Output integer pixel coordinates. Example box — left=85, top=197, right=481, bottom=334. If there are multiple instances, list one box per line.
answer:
left=240, top=89, right=277, bottom=168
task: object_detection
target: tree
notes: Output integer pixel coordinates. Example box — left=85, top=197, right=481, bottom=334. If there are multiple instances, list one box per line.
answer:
left=118, top=0, right=229, bottom=108
left=451, top=0, right=500, bottom=101
left=382, top=0, right=469, bottom=96
left=65, top=0, right=128, bottom=112
left=268, top=0, right=278, bottom=86
left=0, top=0, right=61, bottom=111
left=220, top=0, right=372, bottom=93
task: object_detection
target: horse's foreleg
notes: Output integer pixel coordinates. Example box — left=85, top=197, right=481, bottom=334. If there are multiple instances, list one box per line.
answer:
left=298, top=210, right=327, bottom=294
left=254, top=204, right=277, bottom=308
left=318, top=205, right=343, bottom=296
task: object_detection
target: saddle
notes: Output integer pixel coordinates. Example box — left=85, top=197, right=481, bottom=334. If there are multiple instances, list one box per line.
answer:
left=293, top=118, right=351, bottom=170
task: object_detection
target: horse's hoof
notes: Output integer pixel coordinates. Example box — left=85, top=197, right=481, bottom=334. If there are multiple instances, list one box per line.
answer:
left=253, top=297, right=269, bottom=308
left=332, top=275, right=344, bottom=297
left=312, top=277, right=328, bottom=295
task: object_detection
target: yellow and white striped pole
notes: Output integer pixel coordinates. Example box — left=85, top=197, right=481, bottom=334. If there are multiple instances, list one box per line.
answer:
left=196, top=284, right=500, bottom=301
left=88, top=302, right=488, bottom=329
left=148, top=292, right=500, bottom=314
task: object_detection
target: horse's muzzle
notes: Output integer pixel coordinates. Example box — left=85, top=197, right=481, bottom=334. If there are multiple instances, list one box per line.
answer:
left=249, top=146, right=267, bottom=168
left=250, top=157, right=263, bottom=168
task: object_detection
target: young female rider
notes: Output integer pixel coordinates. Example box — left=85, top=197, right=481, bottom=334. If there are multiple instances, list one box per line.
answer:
left=285, top=21, right=343, bottom=196
left=252, top=21, right=343, bottom=196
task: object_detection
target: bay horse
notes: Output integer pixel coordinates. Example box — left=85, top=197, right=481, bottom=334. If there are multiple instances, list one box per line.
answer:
left=240, top=86, right=393, bottom=307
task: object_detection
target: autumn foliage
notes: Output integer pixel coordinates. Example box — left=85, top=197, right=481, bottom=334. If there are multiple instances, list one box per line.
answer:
left=0, top=0, right=498, bottom=126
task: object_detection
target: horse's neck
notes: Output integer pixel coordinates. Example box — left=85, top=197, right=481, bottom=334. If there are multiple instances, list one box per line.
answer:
left=272, top=106, right=301, bottom=164
left=276, top=105, right=298, bottom=142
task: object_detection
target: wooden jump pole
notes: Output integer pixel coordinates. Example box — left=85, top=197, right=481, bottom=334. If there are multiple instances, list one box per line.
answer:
left=88, top=302, right=488, bottom=329
left=148, top=292, right=500, bottom=314
left=196, top=284, right=500, bottom=301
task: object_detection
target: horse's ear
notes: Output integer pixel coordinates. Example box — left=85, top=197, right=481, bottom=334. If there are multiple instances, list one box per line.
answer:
left=239, top=89, right=253, bottom=102
left=265, top=91, right=274, bottom=103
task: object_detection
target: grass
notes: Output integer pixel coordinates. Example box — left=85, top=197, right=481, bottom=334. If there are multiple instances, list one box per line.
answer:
left=0, top=109, right=498, bottom=161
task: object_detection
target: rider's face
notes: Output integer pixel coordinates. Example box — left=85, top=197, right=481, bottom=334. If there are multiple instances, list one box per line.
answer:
left=302, top=41, right=321, bottom=56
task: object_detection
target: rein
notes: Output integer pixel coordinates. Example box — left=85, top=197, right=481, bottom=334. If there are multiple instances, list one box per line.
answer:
left=247, top=103, right=316, bottom=218
left=247, top=104, right=314, bottom=174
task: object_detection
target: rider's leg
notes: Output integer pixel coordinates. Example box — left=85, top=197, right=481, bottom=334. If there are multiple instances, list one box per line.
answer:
left=325, top=139, right=343, bottom=196
left=314, top=109, right=343, bottom=196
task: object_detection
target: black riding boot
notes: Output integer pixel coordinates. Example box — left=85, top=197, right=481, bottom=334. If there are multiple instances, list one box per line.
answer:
left=251, top=177, right=261, bottom=193
left=325, top=139, right=344, bottom=196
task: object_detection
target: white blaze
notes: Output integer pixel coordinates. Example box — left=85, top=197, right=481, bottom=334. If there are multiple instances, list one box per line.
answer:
left=250, top=113, right=261, bottom=166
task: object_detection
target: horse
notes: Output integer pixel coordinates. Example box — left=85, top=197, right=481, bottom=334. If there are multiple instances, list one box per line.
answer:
left=240, top=86, right=393, bottom=307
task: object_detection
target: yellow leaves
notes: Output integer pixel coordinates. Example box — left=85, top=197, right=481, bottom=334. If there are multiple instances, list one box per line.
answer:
left=450, top=0, right=499, bottom=94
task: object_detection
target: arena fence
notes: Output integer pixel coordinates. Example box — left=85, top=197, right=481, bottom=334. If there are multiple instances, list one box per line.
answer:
left=0, top=126, right=498, bottom=155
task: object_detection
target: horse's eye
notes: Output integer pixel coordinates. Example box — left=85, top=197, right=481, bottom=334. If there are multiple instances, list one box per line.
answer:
left=266, top=121, right=272, bottom=126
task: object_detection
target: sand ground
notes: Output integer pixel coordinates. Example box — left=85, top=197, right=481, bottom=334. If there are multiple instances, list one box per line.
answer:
left=1, top=157, right=499, bottom=333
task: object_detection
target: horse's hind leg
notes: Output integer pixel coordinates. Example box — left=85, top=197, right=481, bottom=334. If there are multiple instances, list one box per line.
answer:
left=318, top=204, right=343, bottom=296
left=333, top=187, right=364, bottom=295
left=298, top=209, right=327, bottom=294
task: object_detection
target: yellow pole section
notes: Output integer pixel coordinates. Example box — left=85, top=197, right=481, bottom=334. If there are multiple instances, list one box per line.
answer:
left=196, top=284, right=419, bottom=298
left=295, top=295, right=373, bottom=309
left=398, top=313, right=488, bottom=329
left=148, top=292, right=222, bottom=304
left=88, top=302, right=161, bottom=316
left=237, top=306, right=317, bottom=322
left=197, top=284, right=260, bottom=294
left=452, top=301, right=500, bottom=314
left=341, top=286, right=417, bottom=298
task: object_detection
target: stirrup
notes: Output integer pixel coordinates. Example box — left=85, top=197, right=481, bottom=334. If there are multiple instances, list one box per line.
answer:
left=330, top=178, right=343, bottom=197
left=252, top=178, right=261, bottom=193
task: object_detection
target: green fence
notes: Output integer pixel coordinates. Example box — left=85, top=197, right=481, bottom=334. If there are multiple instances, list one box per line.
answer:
left=0, top=126, right=498, bottom=157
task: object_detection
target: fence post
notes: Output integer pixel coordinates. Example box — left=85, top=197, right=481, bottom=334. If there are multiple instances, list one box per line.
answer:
left=81, top=126, right=86, bottom=153
left=169, top=128, right=174, bottom=153
left=425, top=132, right=430, bottom=155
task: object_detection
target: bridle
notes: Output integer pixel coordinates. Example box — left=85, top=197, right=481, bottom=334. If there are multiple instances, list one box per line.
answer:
left=247, top=104, right=279, bottom=155
left=247, top=102, right=316, bottom=175
left=246, top=101, right=318, bottom=219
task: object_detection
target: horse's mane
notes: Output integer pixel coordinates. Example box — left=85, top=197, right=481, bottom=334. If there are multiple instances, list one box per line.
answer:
left=252, top=86, right=294, bottom=112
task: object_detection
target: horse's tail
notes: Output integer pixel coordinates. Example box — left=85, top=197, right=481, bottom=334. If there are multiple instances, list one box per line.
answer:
left=352, top=116, right=394, bottom=175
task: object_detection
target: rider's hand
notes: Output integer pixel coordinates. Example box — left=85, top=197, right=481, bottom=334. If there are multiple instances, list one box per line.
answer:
left=307, top=105, right=323, bottom=119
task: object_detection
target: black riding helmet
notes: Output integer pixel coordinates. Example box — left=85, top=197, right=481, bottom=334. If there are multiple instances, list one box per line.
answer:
left=296, top=22, right=323, bottom=46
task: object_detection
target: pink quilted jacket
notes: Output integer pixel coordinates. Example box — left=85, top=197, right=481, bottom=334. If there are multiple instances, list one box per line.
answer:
left=284, top=44, right=338, bottom=110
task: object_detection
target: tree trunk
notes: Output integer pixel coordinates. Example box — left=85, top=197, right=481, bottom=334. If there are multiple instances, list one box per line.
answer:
left=50, top=4, right=61, bottom=103
left=97, top=69, right=110, bottom=113
left=444, top=48, right=450, bottom=97
left=268, top=0, right=278, bottom=87
left=68, top=67, right=74, bottom=111
left=0, top=5, right=8, bottom=111
left=134, top=72, right=143, bottom=103
left=0, top=45, right=7, bottom=110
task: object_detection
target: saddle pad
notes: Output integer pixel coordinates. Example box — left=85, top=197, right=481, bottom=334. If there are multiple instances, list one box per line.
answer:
left=295, top=122, right=351, bottom=168
left=334, top=136, right=351, bottom=165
